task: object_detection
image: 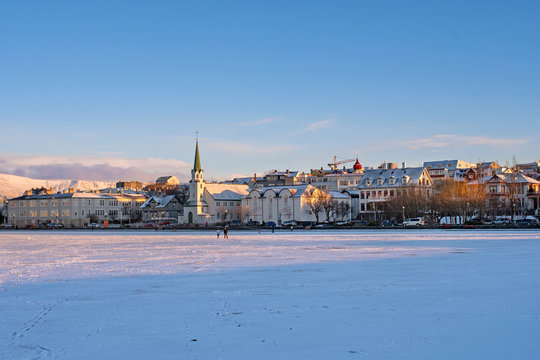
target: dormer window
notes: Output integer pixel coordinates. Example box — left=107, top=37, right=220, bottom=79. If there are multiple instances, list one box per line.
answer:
left=389, top=177, right=395, bottom=185
left=402, top=176, right=409, bottom=185
left=377, top=178, right=383, bottom=186
left=366, top=179, right=371, bottom=186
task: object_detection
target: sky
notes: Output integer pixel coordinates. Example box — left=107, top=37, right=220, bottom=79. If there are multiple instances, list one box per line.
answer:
left=1, top=0, right=539, bottom=182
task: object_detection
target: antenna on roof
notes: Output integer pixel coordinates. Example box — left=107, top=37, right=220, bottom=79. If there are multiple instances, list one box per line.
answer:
left=195, top=130, right=199, bottom=141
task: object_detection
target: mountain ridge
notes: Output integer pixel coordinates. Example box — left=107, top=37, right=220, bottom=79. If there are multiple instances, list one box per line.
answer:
left=0, top=173, right=116, bottom=200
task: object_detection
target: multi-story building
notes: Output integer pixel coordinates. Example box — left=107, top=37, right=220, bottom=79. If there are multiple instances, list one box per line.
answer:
left=116, top=181, right=143, bottom=191
left=140, top=195, right=183, bottom=223
left=484, top=173, right=540, bottom=217
left=423, top=160, right=475, bottom=181
left=305, top=159, right=364, bottom=191
left=357, top=167, right=433, bottom=221
left=7, top=189, right=147, bottom=228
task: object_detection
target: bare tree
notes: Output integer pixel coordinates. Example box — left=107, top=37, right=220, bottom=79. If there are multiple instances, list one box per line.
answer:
left=321, top=197, right=338, bottom=223
left=336, top=202, right=351, bottom=221
left=306, top=188, right=325, bottom=223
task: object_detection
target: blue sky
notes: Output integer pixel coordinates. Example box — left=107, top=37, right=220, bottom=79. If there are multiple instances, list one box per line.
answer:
left=1, top=0, right=539, bottom=181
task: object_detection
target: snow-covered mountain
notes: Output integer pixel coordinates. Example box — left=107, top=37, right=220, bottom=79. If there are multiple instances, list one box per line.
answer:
left=0, top=173, right=116, bottom=199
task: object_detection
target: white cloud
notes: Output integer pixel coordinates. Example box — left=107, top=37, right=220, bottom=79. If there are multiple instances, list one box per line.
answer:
left=403, top=134, right=529, bottom=150
left=206, top=141, right=296, bottom=155
left=234, top=117, right=279, bottom=127
left=303, top=119, right=335, bottom=132
left=0, top=154, right=191, bottom=182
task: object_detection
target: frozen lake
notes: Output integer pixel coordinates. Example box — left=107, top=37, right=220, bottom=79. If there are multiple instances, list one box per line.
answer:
left=1, top=229, right=539, bottom=359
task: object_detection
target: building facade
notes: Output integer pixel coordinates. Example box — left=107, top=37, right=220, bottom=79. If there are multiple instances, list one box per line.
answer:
left=8, top=190, right=147, bottom=228
left=357, top=167, right=433, bottom=221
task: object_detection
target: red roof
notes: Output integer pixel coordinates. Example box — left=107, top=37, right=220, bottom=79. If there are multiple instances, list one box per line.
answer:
left=353, top=159, right=362, bottom=170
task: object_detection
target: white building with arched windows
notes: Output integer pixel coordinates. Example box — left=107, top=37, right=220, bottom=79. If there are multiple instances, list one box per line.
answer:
left=244, top=185, right=350, bottom=224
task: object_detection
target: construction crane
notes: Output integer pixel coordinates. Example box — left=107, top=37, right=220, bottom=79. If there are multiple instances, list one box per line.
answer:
left=328, top=156, right=356, bottom=171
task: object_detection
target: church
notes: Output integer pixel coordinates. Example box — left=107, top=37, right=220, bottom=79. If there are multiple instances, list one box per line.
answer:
left=179, top=139, right=250, bottom=225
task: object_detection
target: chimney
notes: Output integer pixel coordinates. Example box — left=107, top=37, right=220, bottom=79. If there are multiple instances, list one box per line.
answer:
left=402, top=162, right=406, bottom=169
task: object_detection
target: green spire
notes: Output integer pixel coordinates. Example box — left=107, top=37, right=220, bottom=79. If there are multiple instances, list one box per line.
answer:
left=193, top=139, right=202, bottom=171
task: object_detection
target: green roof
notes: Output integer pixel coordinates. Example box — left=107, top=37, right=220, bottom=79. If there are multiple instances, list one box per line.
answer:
left=193, top=140, right=202, bottom=171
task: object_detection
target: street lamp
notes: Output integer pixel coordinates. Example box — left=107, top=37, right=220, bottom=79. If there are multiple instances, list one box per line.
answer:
left=402, top=206, right=405, bottom=223
left=466, top=202, right=469, bottom=223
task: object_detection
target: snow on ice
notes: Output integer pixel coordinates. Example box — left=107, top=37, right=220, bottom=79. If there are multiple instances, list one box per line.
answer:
left=0, top=229, right=539, bottom=359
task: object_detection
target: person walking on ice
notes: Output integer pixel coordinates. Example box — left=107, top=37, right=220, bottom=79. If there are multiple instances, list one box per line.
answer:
left=216, top=228, right=220, bottom=239
left=224, top=226, right=229, bottom=239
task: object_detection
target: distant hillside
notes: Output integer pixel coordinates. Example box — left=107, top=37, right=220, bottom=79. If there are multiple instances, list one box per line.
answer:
left=0, top=173, right=116, bottom=199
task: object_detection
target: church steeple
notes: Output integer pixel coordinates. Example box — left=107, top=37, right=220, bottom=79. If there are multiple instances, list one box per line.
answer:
left=193, top=139, right=202, bottom=171
left=191, top=136, right=204, bottom=185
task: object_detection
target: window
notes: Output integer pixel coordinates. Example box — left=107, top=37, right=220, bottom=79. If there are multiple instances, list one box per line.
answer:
left=74, top=211, right=78, bottom=217
left=62, top=210, right=70, bottom=217
left=378, top=191, right=382, bottom=197
left=40, top=210, right=48, bottom=217
left=62, top=200, right=70, bottom=206
left=236, top=202, right=240, bottom=206
left=73, top=199, right=78, bottom=206
left=30, top=210, right=37, bottom=217
left=29, top=201, right=38, bottom=207
left=383, top=190, right=388, bottom=197
left=51, top=201, right=58, bottom=207
left=51, top=210, right=58, bottom=217
left=19, top=201, right=26, bottom=207
left=377, top=178, right=383, bottom=186
left=82, top=210, right=85, bottom=216
left=40, top=200, right=48, bottom=206
left=230, top=202, right=235, bottom=206
left=109, top=200, right=118, bottom=207
left=216, top=202, right=220, bottom=206
left=99, top=200, right=105, bottom=207
left=19, top=210, right=28, bottom=217
left=360, top=192, right=365, bottom=199
left=390, top=190, right=394, bottom=197
left=366, top=179, right=371, bottom=186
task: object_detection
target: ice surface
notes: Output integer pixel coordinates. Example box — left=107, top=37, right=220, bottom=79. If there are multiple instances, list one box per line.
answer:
left=1, top=229, right=539, bottom=359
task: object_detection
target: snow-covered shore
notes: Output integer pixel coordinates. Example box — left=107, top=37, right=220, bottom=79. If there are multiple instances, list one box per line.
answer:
left=1, top=230, right=539, bottom=359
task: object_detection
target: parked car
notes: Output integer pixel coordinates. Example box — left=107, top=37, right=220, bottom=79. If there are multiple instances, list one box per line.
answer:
left=282, top=220, right=297, bottom=226
left=403, top=218, right=425, bottom=226
left=336, top=221, right=351, bottom=226
left=89, top=223, right=101, bottom=229
left=490, top=218, right=511, bottom=225
left=381, top=220, right=397, bottom=227
left=265, top=221, right=277, bottom=227
left=352, top=220, right=368, bottom=226
left=229, top=219, right=242, bottom=227
left=516, top=219, right=539, bottom=226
